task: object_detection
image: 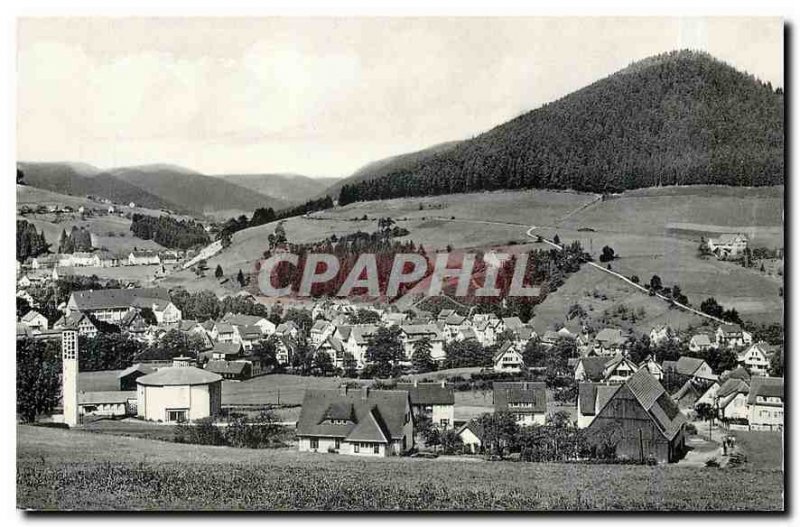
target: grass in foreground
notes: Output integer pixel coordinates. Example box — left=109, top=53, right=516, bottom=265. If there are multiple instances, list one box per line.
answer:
left=17, top=425, right=782, bottom=511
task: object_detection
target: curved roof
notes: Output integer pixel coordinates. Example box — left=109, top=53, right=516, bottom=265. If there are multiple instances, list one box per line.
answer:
left=136, top=366, right=222, bottom=386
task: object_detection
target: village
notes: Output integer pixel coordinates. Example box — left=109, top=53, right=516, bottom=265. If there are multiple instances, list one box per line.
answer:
left=16, top=261, right=783, bottom=466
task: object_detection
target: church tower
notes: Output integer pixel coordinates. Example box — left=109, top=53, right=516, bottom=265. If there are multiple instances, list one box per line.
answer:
left=61, top=330, right=79, bottom=427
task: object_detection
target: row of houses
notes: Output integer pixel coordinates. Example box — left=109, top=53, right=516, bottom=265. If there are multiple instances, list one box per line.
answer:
left=24, top=249, right=185, bottom=271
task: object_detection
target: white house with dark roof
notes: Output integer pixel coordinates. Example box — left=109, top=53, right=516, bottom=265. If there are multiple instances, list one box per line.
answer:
left=20, top=310, right=48, bottom=332
left=689, top=333, right=716, bottom=352
left=715, top=324, right=753, bottom=349
left=663, top=356, right=717, bottom=382
left=395, top=380, right=455, bottom=429
left=737, top=341, right=774, bottom=376
left=128, top=250, right=161, bottom=266
left=591, top=328, right=629, bottom=356
left=399, top=324, right=445, bottom=362
left=492, top=342, right=525, bottom=373
left=706, top=233, right=748, bottom=259
left=574, top=355, right=638, bottom=384
left=53, top=312, right=97, bottom=338
left=716, top=378, right=750, bottom=421
left=456, top=420, right=484, bottom=454
left=316, top=335, right=347, bottom=368
left=79, top=391, right=137, bottom=418
left=747, top=377, right=783, bottom=430
left=66, top=288, right=180, bottom=326
left=297, top=386, right=414, bottom=456
left=493, top=382, right=547, bottom=427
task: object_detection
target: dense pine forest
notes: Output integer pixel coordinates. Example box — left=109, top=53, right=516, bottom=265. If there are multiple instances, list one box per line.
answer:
left=338, top=51, right=783, bottom=205
left=129, top=213, right=210, bottom=250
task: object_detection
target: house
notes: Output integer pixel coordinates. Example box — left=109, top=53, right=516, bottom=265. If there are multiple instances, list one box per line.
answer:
left=118, top=363, right=157, bottom=390
left=53, top=312, right=98, bottom=338
left=493, top=382, right=547, bottom=427
left=233, top=325, right=264, bottom=351
left=492, top=341, right=525, bottom=373
left=128, top=251, right=161, bottom=266
left=456, top=327, right=478, bottom=343
left=577, top=383, right=621, bottom=428
left=584, top=368, right=686, bottom=463
left=694, top=380, right=721, bottom=409
left=51, top=267, right=76, bottom=282
left=17, top=275, right=32, bottom=289
left=574, top=355, right=638, bottom=383
left=316, top=336, right=347, bottom=369
left=716, top=378, right=750, bottom=421
left=688, top=333, right=716, bottom=352
left=211, top=322, right=236, bottom=343
left=671, top=380, right=704, bottom=415
left=747, top=377, right=783, bottom=431
left=205, top=360, right=252, bottom=381
left=310, top=320, right=335, bottom=345
left=395, top=381, right=455, bottom=429
left=591, top=328, right=628, bottom=356
left=20, top=310, right=48, bottom=332
left=649, top=325, right=677, bottom=346
left=638, top=356, right=664, bottom=380
left=119, top=309, right=149, bottom=339
left=59, top=252, right=101, bottom=267
left=221, top=312, right=276, bottom=336
left=706, top=233, right=748, bottom=259
left=399, top=324, right=445, bottom=362
left=275, top=321, right=300, bottom=339
left=78, top=391, right=137, bottom=418
left=737, top=341, right=774, bottom=376
left=31, top=254, right=59, bottom=270
left=663, top=356, right=717, bottom=382
left=66, top=288, right=181, bottom=325
left=345, top=324, right=378, bottom=367
left=209, top=342, right=243, bottom=361
left=456, top=420, right=484, bottom=454
left=274, top=335, right=295, bottom=366
left=135, top=361, right=223, bottom=423
left=715, top=324, right=753, bottom=349
left=443, top=312, right=470, bottom=342
left=297, top=386, right=414, bottom=456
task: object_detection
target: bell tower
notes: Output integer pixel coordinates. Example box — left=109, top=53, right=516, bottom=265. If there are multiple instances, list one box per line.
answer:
left=61, top=330, right=79, bottom=427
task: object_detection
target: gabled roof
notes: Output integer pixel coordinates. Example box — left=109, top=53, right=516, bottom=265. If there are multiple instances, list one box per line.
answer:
left=136, top=366, right=222, bottom=386
left=336, top=325, right=353, bottom=340
left=673, top=356, right=708, bottom=377
left=459, top=328, right=478, bottom=340
left=493, top=341, right=520, bottom=362
left=718, top=323, right=744, bottom=336
left=400, top=324, right=442, bottom=339
left=747, top=377, right=783, bottom=405
left=214, top=322, right=235, bottom=334
left=70, top=288, right=171, bottom=311
left=117, top=363, right=156, bottom=379
left=717, top=378, right=750, bottom=399
left=690, top=334, right=713, bottom=346
left=211, top=342, right=243, bottom=356
left=21, top=310, right=44, bottom=323
left=395, top=383, right=455, bottom=406
left=297, top=388, right=409, bottom=441
left=205, top=360, right=250, bottom=376
left=501, top=317, right=524, bottom=331
left=78, top=391, right=136, bottom=405
left=456, top=419, right=485, bottom=441
left=623, top=369, right=686, bottom=440
left=595, top=328, right=626, bottom=345
left=311, top=320, right=331, bottom=332
left=444, top=313, right=467, bottom=325
left=346, top=408, right=391, bottom=443
left=319, top=335, right=344, bottom=353
left=493, top=382, right=546, bottom=413
left=237, top=325, right=263, bottom=339
left=578, top=383, right=620, bottom=417
left=576, top=357, right=610, bottom=382
left=222, top=313, right=268, bottom=327
left=720, top=365, right=751, bottom=383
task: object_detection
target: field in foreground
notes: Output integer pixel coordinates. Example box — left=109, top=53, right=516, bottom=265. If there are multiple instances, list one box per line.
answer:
left=17, top=425, right=782, bottom=511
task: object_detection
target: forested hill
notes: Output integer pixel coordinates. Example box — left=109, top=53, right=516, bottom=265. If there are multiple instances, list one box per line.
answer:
left=338, top=50, right=784, bottom=205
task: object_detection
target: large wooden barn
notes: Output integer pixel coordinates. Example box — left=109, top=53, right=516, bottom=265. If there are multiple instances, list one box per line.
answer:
left=585, top=368, right=687, bottom=463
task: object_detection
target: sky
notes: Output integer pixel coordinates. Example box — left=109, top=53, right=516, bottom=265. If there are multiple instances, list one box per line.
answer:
left=17, top=17, right=783, bottom=178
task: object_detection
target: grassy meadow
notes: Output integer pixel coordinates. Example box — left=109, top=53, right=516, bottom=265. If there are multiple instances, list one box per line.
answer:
left=17, top=425, right=783, bottom=511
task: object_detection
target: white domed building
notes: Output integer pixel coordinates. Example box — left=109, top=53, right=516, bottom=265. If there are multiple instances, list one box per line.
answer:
left=136, top=360, right=222, bottom=423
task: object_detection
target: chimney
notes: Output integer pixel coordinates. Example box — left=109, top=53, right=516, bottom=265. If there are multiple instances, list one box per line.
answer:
left=361, top=386, right=370, bottom=399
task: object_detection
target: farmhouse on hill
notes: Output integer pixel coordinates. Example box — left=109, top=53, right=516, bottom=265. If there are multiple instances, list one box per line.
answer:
left=296, top=386, right=414, bottom=456
left=706, top=233, right=748, bottom=259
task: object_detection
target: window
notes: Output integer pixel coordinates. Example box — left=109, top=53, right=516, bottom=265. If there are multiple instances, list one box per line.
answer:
left=334, top=439, right=341, bottom=450
left=166, top=409, right=187, bottom=423
left=310, top=438, right=319, bottom=449
left=354, top=443, right=360, bottom=453
left=373, top=444, right=380, bottom=454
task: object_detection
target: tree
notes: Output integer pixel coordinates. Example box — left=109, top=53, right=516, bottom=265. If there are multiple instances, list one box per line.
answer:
left=769, top=347, right=784, bottom=377
left=237, top=269, right=246, bottom=287
left=215, top=265, right=224, bottom=279
left=411, top=337, right=435, bottom=373
left=365, top=326, right=405, bottom=378
left=342, top=352, right=358, bottom=378
left=312, top=351, right=335, bottom=376
left=348, top=308, right=381, bottom=325
left=146, top=329, right=205, bottom=360
left=476, top=411, right=519, bottom=457
left=599, top=245, right=616, bottom=263
left=649, top=274, right=662, bottom=291
left=522, top=339, right=547, bottom=368
left=17, top=168, right=25, bottom=185
left=251, top=339, right=278, bottom=372
left=17, top=338, right=61, bottom=422
left=439, top=429, right=464, bottom=454
left=700, top=297, right=724, bottom=318
left=79, top=333, right=144, bottom=371
left=291, top=338, right=314, bottom=376
left=567, top=303, right=587, bottom=321
left=17, top=220, right=49, bottom=262
left=553, top=234, right=561, bottom=245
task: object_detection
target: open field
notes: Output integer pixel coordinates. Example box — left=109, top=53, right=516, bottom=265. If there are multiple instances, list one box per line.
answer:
left=17, top=425, right=782, bottom=511
left=731, top=430, right=784, bottom=470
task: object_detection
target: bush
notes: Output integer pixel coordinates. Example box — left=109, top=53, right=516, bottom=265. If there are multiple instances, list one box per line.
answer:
left=685, top=423, right=697, bottom=435
left=705, top=458, right=720, bottom=468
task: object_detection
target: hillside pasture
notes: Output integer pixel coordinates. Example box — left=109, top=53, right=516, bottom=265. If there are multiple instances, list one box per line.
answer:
left=17, top=425, right=783, bottom=511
